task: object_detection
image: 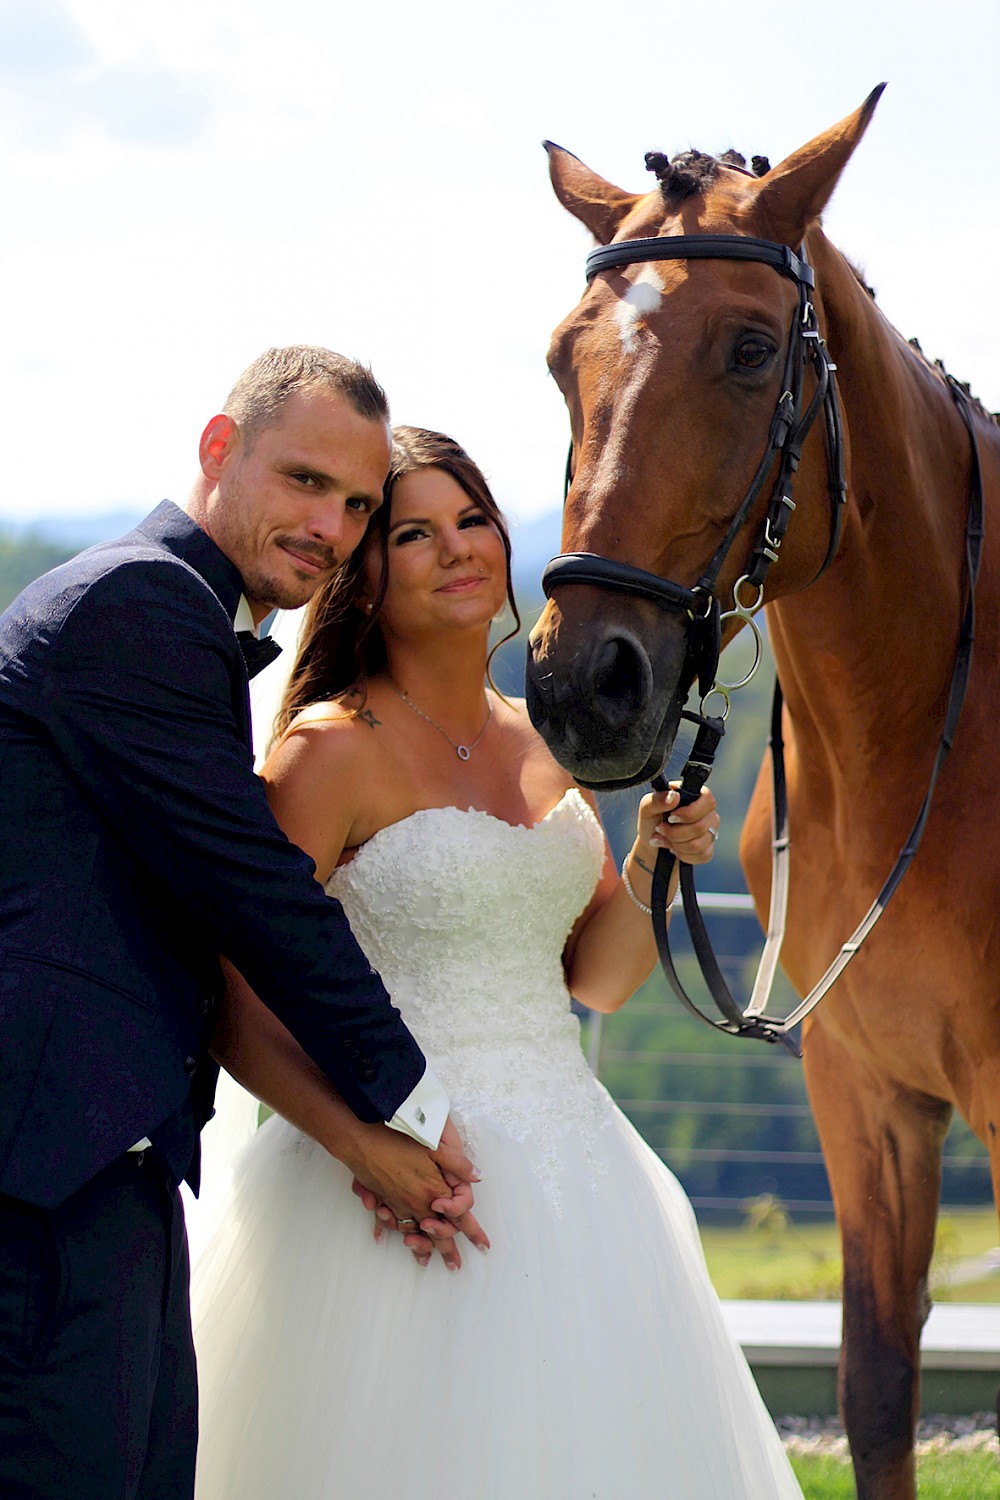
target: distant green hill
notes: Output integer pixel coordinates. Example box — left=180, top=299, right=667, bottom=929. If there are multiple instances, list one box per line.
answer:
left=0, top=532, right=76, bottom=613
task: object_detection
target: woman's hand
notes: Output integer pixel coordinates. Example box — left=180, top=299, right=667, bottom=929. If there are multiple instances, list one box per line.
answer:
left=635, top=783, right=720, bottom=866
left=352, top=1116, right=490, bottom=1271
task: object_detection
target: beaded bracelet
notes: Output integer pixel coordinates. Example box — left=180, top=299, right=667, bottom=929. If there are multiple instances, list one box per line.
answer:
left=621, top=855, right=653, bottom=916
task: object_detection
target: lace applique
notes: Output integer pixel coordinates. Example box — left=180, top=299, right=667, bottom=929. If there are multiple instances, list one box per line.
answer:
left=327, top=790, right=612, bottom=1209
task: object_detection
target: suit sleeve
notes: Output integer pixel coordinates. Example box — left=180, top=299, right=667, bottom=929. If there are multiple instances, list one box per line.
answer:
left=37, top=561, right=427, bottom=1125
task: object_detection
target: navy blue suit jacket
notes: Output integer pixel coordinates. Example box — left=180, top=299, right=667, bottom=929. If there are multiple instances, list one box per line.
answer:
left=0, top=502, right=425, bottom=1208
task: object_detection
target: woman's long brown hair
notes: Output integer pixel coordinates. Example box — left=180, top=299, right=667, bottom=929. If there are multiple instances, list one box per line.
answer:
left=272, top=426, right=521, bottom=745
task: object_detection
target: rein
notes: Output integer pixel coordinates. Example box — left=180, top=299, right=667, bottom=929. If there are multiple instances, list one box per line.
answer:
left=542, top=231, right=985, bottom=1053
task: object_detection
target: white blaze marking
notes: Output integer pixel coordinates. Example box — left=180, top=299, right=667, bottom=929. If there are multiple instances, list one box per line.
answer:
left=614, top=266, right=663, bottom=353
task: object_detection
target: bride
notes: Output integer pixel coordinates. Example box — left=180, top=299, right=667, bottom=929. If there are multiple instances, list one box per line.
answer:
left=191, top=427, right=803, bottom=1498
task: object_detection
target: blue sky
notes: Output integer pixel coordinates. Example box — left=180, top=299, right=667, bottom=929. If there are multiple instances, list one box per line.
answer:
left=1, top=0, right=997, bottom=532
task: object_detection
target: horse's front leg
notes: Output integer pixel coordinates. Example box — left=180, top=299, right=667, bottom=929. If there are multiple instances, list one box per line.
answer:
left=804, top=1017, right=951, bottom=1500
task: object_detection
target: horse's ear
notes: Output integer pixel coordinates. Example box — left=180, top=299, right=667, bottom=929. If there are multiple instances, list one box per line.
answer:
left=753, top=84, right=886, bottom=242
left=544, top=142, right=642, bottom=244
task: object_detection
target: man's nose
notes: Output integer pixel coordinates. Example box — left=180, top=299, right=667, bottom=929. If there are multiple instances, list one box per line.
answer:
left=305, top=500, right=346, bottom=550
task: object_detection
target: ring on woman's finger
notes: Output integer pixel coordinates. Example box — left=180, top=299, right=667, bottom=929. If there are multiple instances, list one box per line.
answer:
left=708, top=826, right=719, bottom=842
left=396, top=1216, right=419, bottom=1226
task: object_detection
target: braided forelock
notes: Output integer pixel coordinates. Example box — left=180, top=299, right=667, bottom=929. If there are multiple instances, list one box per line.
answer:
left=644, top=146, right=772, bottom=199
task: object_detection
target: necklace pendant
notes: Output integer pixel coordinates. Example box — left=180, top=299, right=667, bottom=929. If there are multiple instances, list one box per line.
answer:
left=457, top=745, right=471, bottom=761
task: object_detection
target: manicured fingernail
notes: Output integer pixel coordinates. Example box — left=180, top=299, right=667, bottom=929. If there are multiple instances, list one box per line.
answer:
left=651, top=836, right=668, bottom=848
left=447, top=1261, right=459, bottom=1273
left=477, top=1242, right=490, bottom=1255
left=667, top=814, right=681, bottom=824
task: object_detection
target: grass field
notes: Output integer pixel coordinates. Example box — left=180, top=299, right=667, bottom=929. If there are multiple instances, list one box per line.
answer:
left=791, top=1450, right=1000, bottom=1497
left=699, top=1206, right=1000, bottom=1302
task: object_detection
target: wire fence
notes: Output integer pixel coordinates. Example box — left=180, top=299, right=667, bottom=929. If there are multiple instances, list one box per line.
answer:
left=585, top=895, right=993, bottom=1222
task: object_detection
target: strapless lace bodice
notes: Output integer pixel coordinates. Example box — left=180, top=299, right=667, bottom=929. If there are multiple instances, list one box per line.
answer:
left=326, top=788, right=610, bottom=1197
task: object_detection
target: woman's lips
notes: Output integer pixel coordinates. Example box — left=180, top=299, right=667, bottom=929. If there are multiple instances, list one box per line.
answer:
left=436, top=576, right=484, bottom=593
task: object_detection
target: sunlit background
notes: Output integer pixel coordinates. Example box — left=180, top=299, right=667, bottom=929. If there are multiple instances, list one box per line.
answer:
left=1, top=0, right=998, bottom=539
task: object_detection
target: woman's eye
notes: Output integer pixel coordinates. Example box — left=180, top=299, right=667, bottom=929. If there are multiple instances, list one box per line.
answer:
left=459, top=513, right=488, bottom=529
left=394, top=527, right=426, bottom=545
left=733, top=338, right=774, bottom=371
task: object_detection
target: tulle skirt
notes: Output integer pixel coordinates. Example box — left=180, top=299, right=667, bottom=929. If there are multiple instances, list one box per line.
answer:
left=190, top=1093, right=801, bottom=1499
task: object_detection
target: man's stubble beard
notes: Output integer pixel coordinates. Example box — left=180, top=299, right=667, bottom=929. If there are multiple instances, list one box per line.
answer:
left=223, top=474, right=339, bottom=613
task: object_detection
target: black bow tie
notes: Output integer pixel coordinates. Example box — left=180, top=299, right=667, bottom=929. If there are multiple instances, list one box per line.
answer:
left=236, top=631, right=283, bottom=680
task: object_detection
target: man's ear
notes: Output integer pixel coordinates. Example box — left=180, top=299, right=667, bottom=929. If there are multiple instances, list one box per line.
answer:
left=198, top=414, right=240, bottom=481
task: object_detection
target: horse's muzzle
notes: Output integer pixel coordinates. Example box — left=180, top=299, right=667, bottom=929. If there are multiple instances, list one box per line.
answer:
left=525, top=611, right=690, bottom=789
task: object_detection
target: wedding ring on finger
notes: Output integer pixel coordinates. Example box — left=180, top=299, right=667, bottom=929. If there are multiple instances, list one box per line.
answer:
left=396, top=1216, right=419, bottom=1227
left=708, top=826, right=719, bottom=842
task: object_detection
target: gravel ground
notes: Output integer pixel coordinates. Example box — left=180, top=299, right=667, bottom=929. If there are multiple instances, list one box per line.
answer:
left=777, top=1413, right=999, bottom=1460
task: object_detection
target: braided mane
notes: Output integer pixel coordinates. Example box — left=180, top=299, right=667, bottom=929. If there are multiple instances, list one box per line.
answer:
left=643, top=147, right=771, bottom=200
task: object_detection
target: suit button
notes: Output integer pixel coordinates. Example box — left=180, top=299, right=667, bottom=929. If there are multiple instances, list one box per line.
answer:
left=184, top=1056, right=198, bottom=1077
left=361, top=1065, right=376, bottom=1083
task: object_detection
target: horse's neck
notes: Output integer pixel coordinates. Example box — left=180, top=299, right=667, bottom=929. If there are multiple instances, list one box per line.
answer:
left=768, top=229, right=976, bottom=788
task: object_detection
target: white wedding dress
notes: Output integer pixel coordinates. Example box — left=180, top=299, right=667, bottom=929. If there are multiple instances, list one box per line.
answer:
left=190, top=789, right=802, bottom=1499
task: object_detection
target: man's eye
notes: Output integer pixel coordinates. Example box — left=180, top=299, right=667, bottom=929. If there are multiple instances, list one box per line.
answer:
left=291, top=472, right=317, bottom=487
left=346, top=496, right=371, bottom=512
left=733, top=338, right=774, bottom=371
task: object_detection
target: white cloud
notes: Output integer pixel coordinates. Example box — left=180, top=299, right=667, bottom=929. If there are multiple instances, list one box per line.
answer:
left=0, top=0, right=340, bottom=181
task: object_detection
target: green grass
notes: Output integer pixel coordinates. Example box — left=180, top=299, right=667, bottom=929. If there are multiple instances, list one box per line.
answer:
left=698, top=1207, right=1000, bottom=1302
left=791, top=1450, right=1000, bottom=1496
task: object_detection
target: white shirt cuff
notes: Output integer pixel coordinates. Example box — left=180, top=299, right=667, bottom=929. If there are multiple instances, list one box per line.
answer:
left=385, top=1065, right=449, bottom=1149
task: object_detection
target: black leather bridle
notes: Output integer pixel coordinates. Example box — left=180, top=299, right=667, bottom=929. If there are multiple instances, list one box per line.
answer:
left=543, top=233, right=848, bottom=705
left=539, top=231, right=984, bottom=1053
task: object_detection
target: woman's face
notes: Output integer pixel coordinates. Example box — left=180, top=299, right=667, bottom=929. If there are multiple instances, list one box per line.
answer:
left=368, top=467, right=508, bottom=643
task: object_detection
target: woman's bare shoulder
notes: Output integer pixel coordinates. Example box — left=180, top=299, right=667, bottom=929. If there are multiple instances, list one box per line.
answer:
left=262, top=693, right=385, bottom=784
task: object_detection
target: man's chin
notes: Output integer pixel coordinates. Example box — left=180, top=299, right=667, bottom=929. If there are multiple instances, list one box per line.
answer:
left=246, top=569, right=327, bottom=614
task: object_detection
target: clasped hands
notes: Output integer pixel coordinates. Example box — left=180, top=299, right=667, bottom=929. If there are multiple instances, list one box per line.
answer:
left=350, top=1114, right=489, bottom=1271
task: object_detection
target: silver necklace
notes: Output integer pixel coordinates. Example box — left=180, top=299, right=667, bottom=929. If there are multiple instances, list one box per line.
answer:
left=392, top=684, right=492, bottom=761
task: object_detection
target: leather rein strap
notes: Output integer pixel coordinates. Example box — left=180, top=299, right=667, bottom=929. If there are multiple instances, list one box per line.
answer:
left=652, top=375, right=984, bottom=1054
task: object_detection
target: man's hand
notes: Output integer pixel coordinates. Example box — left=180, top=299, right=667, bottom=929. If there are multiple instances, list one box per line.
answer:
left=352, top=1114, right=490, bottom=1270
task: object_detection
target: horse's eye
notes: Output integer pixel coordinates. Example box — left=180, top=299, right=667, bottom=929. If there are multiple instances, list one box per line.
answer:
left=734, top=337, right=774, bottom=370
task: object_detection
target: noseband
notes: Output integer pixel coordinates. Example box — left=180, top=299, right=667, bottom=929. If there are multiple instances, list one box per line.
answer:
left=542, top=232, right=847, bottom=700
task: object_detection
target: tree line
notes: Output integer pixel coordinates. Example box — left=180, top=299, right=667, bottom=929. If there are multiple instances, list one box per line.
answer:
left=3, top=534, right=989, bottom=1221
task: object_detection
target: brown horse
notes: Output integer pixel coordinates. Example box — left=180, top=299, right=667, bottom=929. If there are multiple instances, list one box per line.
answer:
left=525, top=90, right=1000, bottom=1500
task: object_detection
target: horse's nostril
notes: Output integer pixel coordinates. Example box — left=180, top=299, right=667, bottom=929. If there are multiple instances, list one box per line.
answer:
left=589, top=634, right=651, bottom=724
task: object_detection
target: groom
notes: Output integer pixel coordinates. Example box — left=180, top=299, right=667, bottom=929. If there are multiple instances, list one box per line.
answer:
left=0, top=346, right=476, bottom=1499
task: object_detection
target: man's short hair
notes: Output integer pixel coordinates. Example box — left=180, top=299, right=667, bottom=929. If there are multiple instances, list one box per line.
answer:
left=223, top=346, right=389, bottom=448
